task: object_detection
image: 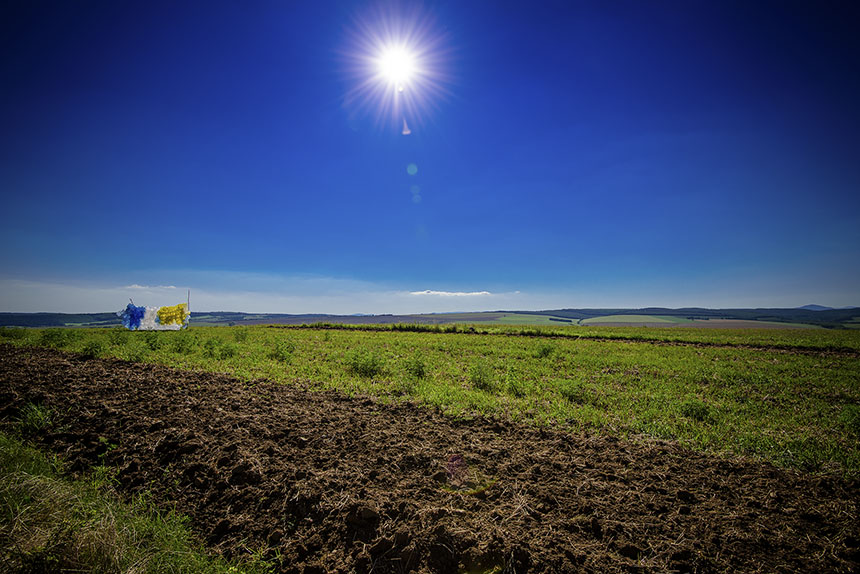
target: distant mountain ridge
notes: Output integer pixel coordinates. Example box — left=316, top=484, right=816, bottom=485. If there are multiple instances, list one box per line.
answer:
left=798, top=304, right=833, bottom=311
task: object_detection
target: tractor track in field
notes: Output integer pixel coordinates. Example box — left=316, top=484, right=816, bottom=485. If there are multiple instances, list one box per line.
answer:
left=1, top=343, right=858, bottom=573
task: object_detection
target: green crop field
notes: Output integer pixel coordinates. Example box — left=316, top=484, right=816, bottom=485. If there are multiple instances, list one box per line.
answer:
left=474, top=313, right=577, bottom=325
left=2, top=324, right=859, bottom=475
left=581, top=314, right=693, bottom=325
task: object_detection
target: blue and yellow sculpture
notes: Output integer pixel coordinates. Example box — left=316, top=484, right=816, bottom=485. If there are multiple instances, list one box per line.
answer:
left=118, top=301, right=190, bottom=330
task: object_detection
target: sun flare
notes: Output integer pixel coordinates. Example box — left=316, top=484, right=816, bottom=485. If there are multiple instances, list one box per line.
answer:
left=342, top=5, right=452, bottom=132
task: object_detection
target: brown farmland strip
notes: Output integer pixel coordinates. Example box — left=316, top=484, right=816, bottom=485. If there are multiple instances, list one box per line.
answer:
left=1, top=344, right=858, bottom=573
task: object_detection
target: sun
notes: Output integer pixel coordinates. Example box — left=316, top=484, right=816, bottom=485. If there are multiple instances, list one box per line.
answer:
left=376, top=45, right=417, bottom=92
left=341, top=4, right=452, bottom=132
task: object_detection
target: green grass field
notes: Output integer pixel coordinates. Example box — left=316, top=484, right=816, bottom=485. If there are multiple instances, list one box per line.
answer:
left=476, top=313, right=578, bottom=325
left=3, top=324, right=858, bottom=475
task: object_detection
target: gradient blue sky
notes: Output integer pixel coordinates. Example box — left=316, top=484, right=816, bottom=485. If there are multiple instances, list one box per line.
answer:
left=2, top=0, right=859, bottom=313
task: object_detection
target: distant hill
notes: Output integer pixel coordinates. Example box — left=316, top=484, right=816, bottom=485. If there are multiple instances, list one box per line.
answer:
left=2, top=306, right=859, bottom=329
left=517, top=307, right=860, bottom=328
left=0, top=312, right=119, bottom=328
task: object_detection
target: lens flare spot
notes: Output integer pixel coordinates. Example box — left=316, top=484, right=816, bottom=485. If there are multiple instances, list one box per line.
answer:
left=407, top=163, right=418, bottom=175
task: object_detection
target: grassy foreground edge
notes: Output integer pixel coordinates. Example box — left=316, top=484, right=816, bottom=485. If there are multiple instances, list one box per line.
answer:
left=0, top=431, right=272, bottom=573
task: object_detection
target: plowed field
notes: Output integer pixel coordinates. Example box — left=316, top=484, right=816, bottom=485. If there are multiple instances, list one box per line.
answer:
left=1, top=344, right=857, bottom=573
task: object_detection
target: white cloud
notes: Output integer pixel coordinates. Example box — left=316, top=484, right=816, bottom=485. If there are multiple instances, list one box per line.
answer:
left=409, top=290, right=493, bottom=297
left=125, top=284, right=176, bottom=290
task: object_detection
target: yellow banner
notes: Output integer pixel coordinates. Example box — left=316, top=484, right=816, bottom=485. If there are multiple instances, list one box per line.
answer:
left=157, top=303, right=189, bottom=326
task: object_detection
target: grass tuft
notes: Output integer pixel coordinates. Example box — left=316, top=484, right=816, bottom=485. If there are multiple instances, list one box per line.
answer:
left=144, top=332, right=163, bottom=351
left=106, top=328, right=129, bottom=347
left=345, top=349, right=385, bottom=378
left=204, top=339, right=238, bottom=360
left=557, top=379, right=586, bottom=404
left=18, top=403, right=54, bottom=434
left=469, top=361, right=495, bottom=392
left=404, top=352, right=427, bottom=379
left=534, top=342, right=555, bottom=358
left=504, top=368, right=526, bottom=398
left=267, top=340, right=296, bottom=363
left=679, top=399, right=711, bottom=422
left=172, top=331, right=198, bottom=355
left=81, top=339, right=106, bottom=359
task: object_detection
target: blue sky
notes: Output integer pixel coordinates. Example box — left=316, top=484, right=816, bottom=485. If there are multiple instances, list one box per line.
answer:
left=1, top=0, right=859, bottom=313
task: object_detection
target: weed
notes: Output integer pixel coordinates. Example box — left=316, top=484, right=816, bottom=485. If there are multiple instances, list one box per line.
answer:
left=219, top=342, right=238, bottom=359
left=503, top=367, right=525, bottom=397
left=204, top=338, right=237, bottom=359
left=233, top=327, right=249, bottom=342
left=106, top=327, right=129, bottom=346
left=97, top=435, right=118, bottom=453
left=123, top=341, right=146, bottom=362
left=203, top=338, right=219, bottom=357
left=18, top=403, right=54, bottom=434
left=535, top=342, right=555, bottom=358
left=203, top=339, right=239, bottom=359
left=404, top=352, right=427, bottom=379
left=345, top=349, right=385, bottom=378
left=81, top=339, right=106, bottom=359
left=469, top=361, right=494, bottom=392
left=91, top=463, right=119, bottom=488
left=557, top=380, right=586, bottom=404
left=172, top=331, right=198, bottom=355
left=268, top=340, right=296, bottom=363
left=680, top=399, right=711, bottom=422
left=144, top=331, right=163, bottom=351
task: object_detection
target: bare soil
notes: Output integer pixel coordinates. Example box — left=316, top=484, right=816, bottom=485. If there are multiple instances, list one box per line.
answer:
left=1, top=344, right=857, bottom=573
